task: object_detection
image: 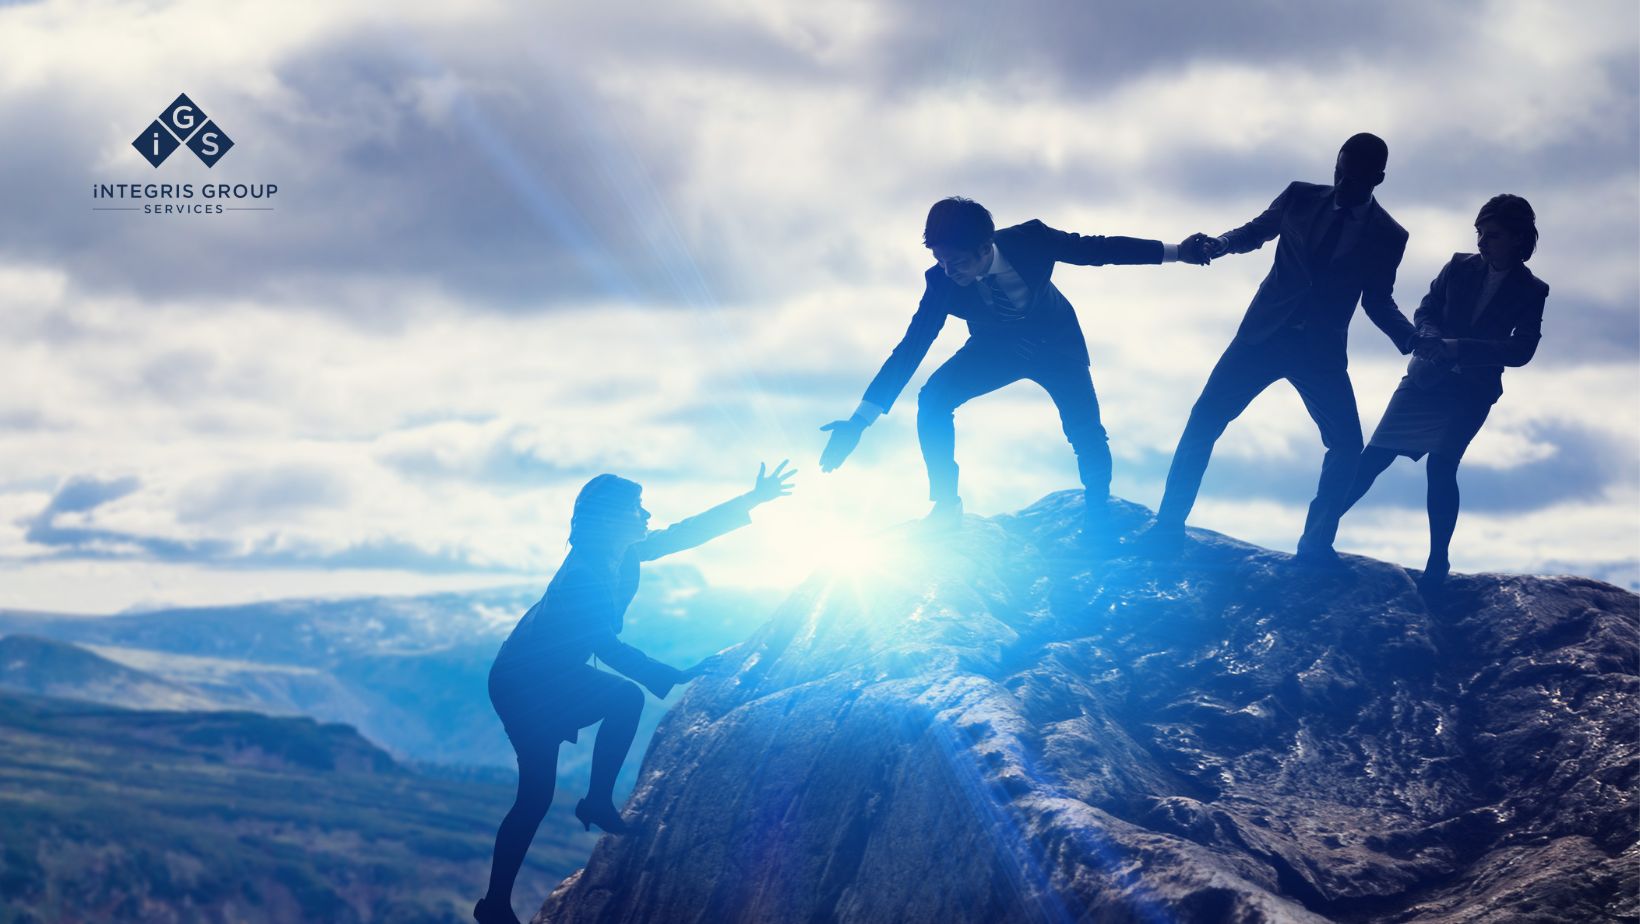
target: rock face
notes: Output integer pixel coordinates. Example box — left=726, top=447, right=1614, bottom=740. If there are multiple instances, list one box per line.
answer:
left=539, top=493, right=1638, bottom=924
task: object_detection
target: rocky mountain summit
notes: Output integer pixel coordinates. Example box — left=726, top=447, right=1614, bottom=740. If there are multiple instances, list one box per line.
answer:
left=539, top=492, right=1637, bottom=923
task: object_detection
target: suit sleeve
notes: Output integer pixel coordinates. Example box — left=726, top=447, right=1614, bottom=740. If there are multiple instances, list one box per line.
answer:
left=1450, top=279, right=1548, bottom=367
left=1413, top=257, right=1458, bottom=337
left=1028, top=219, right=1163, bottom=265
left=1220, top=182, right=1297, bottom=254
left=632, top=495, right=755, bottom=562
left=860, top=277, right=948, bottom=413
left=1360, top=232, right=1418, bottom=353
left=590, top=632, right=686, bottom=698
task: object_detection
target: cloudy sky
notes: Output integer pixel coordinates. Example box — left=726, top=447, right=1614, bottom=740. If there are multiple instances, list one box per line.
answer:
left=1, top=0, right=1636, bottom=613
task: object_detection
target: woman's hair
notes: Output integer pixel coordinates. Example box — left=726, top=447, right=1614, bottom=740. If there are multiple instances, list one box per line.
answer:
left=568, top=474, right=642, bottom=546
left=1476, top=194, right=1538, bottom=262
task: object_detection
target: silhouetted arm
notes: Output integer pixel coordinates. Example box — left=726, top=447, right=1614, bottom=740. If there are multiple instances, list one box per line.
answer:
left=860, top=277, right=949, bottom=413
left=1360, top=233, right=1418, bottom=353
left=1448, top=279, right=1548, bottom=367
left=590, top=631, right=686, bottom=698
left=632, top=495, right=755, bottom=561
left=1027, top=219, right=1164, bottom=265
left=1219, top=182, right=1298, bottom=255
left=1413, top=257, right=1459, bottom=338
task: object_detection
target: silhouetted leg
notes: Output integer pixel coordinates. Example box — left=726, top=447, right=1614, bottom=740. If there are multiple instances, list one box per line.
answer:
left=1030, top=354, right=1111, bottom=506
left=917, top=345, right=1026, bottom=503
left=586, top=678, right=644, bottom=804
left=1288, top=357, right=1364, bottom=551
left=485, top=740, right=560, bottom=909
left=1425, top=452, right=1461, bottom=571
left=1339, top=446, right=1398, bottom=517
left=1156, top=341, right=1283, bottom=526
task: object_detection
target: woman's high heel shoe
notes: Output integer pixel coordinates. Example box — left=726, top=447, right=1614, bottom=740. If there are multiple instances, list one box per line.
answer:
left=473, top=896, right=521, bottom=924
left=575, top=797, right=634, bottom=835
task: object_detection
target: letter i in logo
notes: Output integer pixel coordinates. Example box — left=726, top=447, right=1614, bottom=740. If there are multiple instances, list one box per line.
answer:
left=134, top=117, right=182, bottom=167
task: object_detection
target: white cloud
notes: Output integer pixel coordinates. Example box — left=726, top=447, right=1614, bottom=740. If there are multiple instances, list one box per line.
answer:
left=0, top=0, right=1633, bottom=610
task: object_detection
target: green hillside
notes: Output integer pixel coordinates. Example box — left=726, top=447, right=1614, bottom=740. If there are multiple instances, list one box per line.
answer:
left=0, top=691, right=595, bottom=923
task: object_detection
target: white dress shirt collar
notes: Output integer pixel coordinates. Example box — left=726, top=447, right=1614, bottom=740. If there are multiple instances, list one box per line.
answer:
left=983, top=242, right=1014, bottom=277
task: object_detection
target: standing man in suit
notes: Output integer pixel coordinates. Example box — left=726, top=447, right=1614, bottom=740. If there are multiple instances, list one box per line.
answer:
left=1139, top=133, right=1431, bottom=561
left=818, top=196, right=1213, bottom=539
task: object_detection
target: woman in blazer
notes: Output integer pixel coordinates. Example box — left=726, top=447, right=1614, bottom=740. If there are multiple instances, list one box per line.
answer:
left=475, top=463, right=793, bottom=924
left=1337, top=194, right=1547, bottom=595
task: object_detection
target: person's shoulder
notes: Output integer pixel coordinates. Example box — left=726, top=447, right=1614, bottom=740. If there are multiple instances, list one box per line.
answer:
left=996, top=219, right=1062, bottom=250
left=1450, top=251, right=1484, bottom=270
left=1364, top=197, right=1405, bottom=235
left=1287, top=180, right=1327, bottom=198
left=1001, top=219, right=1048, bottom=236
left=1518, top=263, right=1550, bottom=297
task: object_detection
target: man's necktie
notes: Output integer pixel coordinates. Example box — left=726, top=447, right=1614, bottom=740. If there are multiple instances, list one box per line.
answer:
left=983, top=274, right=1025, bottom=321
left=1312, top=210, right=1348, bottom=267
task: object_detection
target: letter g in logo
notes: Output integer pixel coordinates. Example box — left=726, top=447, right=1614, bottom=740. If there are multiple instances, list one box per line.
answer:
left=160, top=93, right=205, bottom=142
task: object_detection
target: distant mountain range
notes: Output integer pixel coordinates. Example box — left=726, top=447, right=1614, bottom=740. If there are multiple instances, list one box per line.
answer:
left=0, top=688, right=593, bottom=923
left=0, top=633, right=219, bottom=710
left=0, top=566, right=782, bottom=778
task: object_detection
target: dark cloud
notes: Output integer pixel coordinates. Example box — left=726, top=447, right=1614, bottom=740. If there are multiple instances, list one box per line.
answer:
left=174, top=465, right=352, bottom=525
left=1511, top=292, right=1640, bottom=366
left=19, top=474, right=509, bottom=574
left=0, top=407, right=53, bottom=431
left=29, top=475, right=138, bottom=519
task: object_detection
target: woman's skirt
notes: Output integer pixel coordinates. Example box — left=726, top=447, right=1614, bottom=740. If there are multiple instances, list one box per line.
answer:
left=1368, top=373, right=1495, bottom=461
left=488, top=661, right=636, bottom=752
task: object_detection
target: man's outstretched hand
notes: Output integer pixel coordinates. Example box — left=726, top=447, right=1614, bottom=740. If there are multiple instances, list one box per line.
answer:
left=819, top=417, right=866, bottom=472
left=749, top=459, right=796, bottom=505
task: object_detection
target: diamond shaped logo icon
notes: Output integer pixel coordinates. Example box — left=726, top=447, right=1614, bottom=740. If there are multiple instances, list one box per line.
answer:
left=134, top=94, right=235, bottom=168
left=132, top=118, right=181, bottom=167
left=159, top=93, right=207, bottom=143
left=186, top=120, right=234, bottom=167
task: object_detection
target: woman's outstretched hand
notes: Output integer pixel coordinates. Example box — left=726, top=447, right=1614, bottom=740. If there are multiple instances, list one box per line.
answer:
left=748, top=459, right=796, bottom=505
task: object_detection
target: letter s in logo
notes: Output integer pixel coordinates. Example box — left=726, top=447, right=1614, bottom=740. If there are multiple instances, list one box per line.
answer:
left=199, top=132, right=219, bottom=156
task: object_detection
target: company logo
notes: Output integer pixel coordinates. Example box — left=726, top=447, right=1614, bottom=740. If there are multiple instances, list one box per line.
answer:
left=131, top=93, right=234, bottom=168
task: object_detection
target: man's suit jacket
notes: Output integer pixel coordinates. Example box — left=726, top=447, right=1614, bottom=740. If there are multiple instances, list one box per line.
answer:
left=1412, top=252, right=1548, bottom=401
left=862, top=220, right=1163, bottom=413
left=1222, top=181, right=1416, bottom=356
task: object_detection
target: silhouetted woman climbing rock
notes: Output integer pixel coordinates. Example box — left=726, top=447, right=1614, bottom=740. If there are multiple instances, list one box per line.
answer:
left=474, top=462, right=794, bottom=924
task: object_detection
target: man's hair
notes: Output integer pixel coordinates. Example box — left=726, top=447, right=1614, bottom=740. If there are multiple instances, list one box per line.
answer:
left=1340, top=132, right=1389, bottom=173
left=923, top=197, right=995, bottom=250
left=568, top=473, right=642, bottom=546
left=1476, top=193, right=1538, bottom=262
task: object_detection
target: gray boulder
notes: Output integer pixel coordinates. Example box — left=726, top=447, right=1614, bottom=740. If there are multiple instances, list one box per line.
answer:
left=539, top=493, right=1638, bottom=923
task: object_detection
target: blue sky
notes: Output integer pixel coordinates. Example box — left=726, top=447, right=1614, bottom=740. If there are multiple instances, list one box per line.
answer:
left=1, top=0, right=1636, bottom=612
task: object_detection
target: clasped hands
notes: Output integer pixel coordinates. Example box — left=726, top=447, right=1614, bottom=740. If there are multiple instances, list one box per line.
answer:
left=1412, top=331, right=1452, bottom=361
left=1178, top=232, right=1228, bottom=266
